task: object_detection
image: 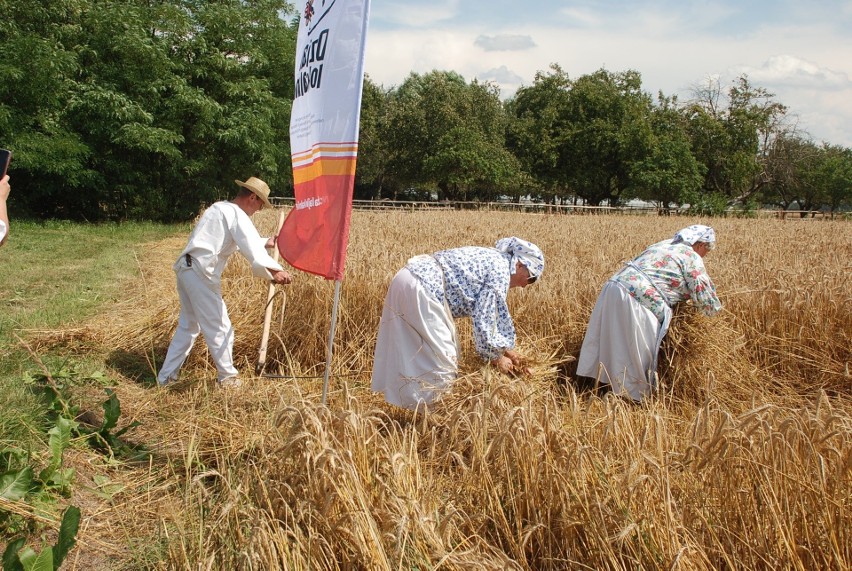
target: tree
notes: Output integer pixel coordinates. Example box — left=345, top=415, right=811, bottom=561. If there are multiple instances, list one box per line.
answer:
left=381, top=70, right=520, bottom=201
left=506, top=64, right=571, bottom=203
left=686, top=75, right=788, bottom=205
left=0, top=0, right=95, bottom=217
left=559, top=69, right=654, bottom=206
left=629, top=94, right=704, bottom=211
left=0, top=0, right=297, bottom=221
left=507, top=66, right=656, bottom=206
left=802, top=143, right=852, bottom=214
left=354, top=75, right=391, bottom=200
left=760, top=133, right=816, bottom=210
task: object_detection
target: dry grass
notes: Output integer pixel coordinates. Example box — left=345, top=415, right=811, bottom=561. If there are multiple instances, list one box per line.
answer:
left=50, top=210, right=851, bottom=569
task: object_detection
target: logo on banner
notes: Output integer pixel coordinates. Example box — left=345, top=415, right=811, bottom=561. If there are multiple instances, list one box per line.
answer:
left=303, top=0, right=336, bottom=33
left=296, top=0, right=338, bottom=99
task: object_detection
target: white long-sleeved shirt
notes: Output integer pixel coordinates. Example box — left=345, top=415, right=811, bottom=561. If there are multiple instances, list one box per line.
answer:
left=174, top=201, right=283, bottom=284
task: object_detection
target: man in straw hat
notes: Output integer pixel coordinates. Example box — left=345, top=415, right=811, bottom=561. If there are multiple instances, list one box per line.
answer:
left=576, top=224, right=722, bottom=401
left=157, top=177, right=292, bottom=389
left=371, top=237, right=544, bottom=409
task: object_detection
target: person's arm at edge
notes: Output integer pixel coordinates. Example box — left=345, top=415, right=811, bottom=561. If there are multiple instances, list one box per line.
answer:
left=0, top=175, right=10, bottom=247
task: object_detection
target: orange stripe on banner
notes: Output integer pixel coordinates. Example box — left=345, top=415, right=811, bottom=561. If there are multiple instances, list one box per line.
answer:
left=293, top=157, right=357, bottom=184
left=291, top=143, right=359, bottom=162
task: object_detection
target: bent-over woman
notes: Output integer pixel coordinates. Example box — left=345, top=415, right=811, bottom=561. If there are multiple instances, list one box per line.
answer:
left=576, top=224, right=722, bottom=401
left=371, top=237, right=544, bottom=409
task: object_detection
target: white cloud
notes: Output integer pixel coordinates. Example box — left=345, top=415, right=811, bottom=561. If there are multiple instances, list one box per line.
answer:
left=733, top=55, right=850, bottom=88
left=365, top=29, right=473, bottom=87
left=477, top=65, right=524, bottom=88
left=559, top=2, right=738, bottom=35
left=474, top=34, right=536, bottom=52
left=557, top=7, right=602, bottom=28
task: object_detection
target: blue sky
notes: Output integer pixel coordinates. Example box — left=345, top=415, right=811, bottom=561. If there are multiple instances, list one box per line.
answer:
left=362, top=0, right=852, bottom=147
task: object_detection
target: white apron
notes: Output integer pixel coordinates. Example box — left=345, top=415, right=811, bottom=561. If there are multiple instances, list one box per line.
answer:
left=371, top=266, right=458, bottom=409
left=576, top=275, right=672, bottom=401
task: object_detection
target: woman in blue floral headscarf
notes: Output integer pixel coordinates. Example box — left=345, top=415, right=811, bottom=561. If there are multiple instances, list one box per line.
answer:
left=576, top=225, right=722, bottom=401
left=371, top=237, right=544, bottom=410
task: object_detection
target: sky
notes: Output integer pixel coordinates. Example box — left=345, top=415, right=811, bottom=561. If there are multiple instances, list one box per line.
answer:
left=362, top=0, right=852, bottom=148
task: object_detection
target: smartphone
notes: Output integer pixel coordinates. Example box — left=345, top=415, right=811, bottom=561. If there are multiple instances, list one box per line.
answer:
left=0, top=149, right=10, bottom=178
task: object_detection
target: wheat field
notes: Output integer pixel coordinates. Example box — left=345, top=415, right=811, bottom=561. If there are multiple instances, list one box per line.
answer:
left=58, top=209, right=850, bottom=570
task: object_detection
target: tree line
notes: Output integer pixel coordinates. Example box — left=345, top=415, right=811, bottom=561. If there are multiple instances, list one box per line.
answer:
left=1, top=0, right=850, bottom=221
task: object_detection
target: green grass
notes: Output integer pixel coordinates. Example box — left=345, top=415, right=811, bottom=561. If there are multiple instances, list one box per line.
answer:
left=0, top=220, right=185, bottom=450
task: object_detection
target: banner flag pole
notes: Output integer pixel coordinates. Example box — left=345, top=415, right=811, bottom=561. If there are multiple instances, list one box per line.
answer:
left=279, top=0, right=371, bottom=402
left=257, top=210, right=287, bottom=375
left=321, top=280, right=342, bottom=404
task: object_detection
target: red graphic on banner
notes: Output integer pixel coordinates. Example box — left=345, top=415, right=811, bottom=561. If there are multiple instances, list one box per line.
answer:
left=278, top=153, right=355, bottom=280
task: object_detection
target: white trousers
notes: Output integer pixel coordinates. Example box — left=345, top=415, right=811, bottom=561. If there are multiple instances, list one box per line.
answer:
left=576, top=281, right=664, bottom=401
left=371, top=268, right=458, bottom=409
left=157, top=265, right=238, bottom=384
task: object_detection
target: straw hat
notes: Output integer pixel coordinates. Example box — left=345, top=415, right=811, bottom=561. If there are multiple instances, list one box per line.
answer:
left=235, top=177, right=273, bottom=208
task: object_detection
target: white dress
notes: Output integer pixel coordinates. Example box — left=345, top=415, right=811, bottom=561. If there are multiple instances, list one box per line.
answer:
left=577, top=240, right=721, bottom=401
left=371, top=267, right=458, bottom=409
left=576, top=281, right=668, bottom=400
left=371, top=248, right=516, bottom=409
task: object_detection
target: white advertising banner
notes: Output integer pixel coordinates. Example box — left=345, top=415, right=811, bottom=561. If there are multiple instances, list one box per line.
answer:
left=279, top=0, right=371, bottom=281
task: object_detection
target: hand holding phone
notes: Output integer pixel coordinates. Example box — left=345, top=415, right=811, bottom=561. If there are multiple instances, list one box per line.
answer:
left=0, top=149, right=10, bottom=178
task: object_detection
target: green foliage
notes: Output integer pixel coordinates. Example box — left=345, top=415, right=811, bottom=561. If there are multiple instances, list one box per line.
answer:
left=758, top=137, right=852, bottom=212
left=0, top=416, right=75, bottom=539
left=2, top=505, right=80, bottom=571
left=804, top=144, right=852, bottom=212
left=507, top=66, right=657, bottom=206
left=0, top=2, right=847, bottom=215
left=0, top=416, right=75, bottom=513
left=1, top=222, right=181, bottom=458
left=38, top=419, right=76, bottom=495
left=561, top=69, right=655, bottom=206
left=0, top=223, right=174, bottom=569
left=23, top=365, right=143, bottom=459
left=23, top=365, right=84, bottom=420
left=379, top=71, right=522, bottom=200
left=51, top=506, right=80, bottom=569
left=628, top=95, right=704, bottom=209
left=1, top=366, right=137, bottom=567
left=685, top=75, right=788, bottom=204
left=0, top=0, right=297, bottom=221
left=2, top=537, right=25, bottom=571
left=0, top=467, right=32, bottom=502
left=353, top=76, right=391, bottom=199
left=506, top=65, right=571, bottom=202
left=86, top=389, right=142, bottom=457
left=684, top=191, right=729, bottom=216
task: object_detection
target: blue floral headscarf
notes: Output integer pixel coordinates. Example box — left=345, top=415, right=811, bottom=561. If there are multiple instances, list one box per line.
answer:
left=495, top=237, right=545, bottom=279
left=672, top=225, right=716, bottom=247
